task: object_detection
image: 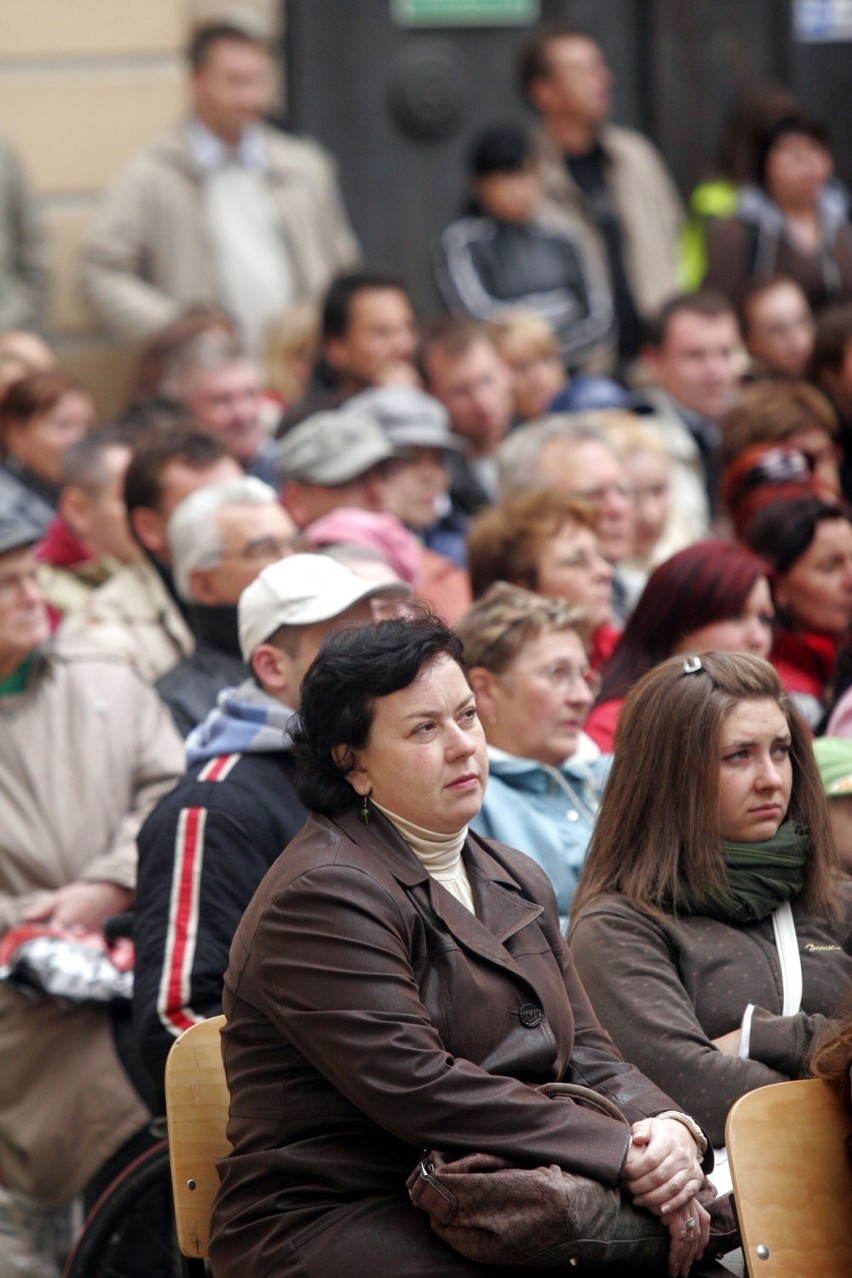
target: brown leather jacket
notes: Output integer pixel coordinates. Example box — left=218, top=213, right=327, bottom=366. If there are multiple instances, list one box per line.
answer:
left=209, top=809, right=690, bottom=1277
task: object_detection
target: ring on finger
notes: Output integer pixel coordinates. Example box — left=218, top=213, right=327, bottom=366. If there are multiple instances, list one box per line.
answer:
left=684, top=1216, right=697, bottom=1232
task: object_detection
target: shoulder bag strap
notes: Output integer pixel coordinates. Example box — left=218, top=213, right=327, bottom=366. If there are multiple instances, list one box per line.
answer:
left=771, top=899, right=803, bottom=1016
left=539, top=1081, right=628, bottom=1125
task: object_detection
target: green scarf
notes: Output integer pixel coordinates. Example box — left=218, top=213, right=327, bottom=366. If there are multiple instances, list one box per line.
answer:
left=674, top=821, right=810, bottom=924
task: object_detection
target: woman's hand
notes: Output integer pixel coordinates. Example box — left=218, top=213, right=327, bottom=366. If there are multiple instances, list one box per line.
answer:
left=712, top=1028, right=742, bottom=1056
left=621, top=1116, right=705, bottom=1215
left=662, top=1199, right=710, bottom=1278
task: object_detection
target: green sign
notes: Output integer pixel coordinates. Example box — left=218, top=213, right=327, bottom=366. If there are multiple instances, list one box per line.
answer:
left=393, top=0, right=540, bottom=26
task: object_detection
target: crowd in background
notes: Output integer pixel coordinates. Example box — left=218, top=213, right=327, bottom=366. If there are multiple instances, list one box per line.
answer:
left=1, top=13, right=852, bottom=1278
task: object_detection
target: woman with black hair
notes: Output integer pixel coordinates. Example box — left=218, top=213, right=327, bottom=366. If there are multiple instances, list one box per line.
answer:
left=704, top=114, right=852, bottom=310
left=208, top=613, right=735, bottom=1277
left=745, top=492, right=852, bottom=728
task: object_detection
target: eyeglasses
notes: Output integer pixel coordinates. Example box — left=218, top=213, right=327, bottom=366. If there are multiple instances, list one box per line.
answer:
left=553, top=547, right=612, bottom=571
left=218, top=536, right=295, bottom=563
left=573, top=482, right=635, bottom=506
left=510, top=660, right=602, bottom=696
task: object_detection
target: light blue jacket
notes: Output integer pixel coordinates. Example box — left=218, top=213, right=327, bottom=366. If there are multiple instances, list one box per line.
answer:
left=471, top=734, right=611, bottom=932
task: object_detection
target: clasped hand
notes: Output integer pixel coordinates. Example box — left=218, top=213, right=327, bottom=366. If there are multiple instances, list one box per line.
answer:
left=621, top=1116, right=710, bottom=1277
left=23, top=880, right=132, bottom=930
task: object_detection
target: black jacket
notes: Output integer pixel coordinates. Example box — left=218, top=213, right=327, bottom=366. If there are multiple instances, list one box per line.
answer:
left=132, top=747, right=307, bottom=1109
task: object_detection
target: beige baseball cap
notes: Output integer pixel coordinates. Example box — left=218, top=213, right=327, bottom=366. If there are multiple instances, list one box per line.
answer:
left=237, top=553, right=410, bottom=659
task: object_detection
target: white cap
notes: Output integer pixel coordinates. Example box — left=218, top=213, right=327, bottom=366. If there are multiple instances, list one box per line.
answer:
left=237, top=553, right=410, bottom=660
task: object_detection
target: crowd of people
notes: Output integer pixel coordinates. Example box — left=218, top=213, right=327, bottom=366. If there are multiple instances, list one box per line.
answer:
left=1, top=13, right=852, bottom=1278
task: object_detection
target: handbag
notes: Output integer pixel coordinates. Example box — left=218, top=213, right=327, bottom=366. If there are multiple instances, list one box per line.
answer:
left=407, top=1081, right=738, bottom=1269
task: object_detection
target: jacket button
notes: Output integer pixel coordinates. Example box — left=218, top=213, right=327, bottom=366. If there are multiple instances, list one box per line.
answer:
left=519, top=1003, right=543, bottom=1028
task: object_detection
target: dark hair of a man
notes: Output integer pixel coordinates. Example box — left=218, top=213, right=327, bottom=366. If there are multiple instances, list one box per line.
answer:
left=416, top=314, right=493, bottom=386
left=469, top=123, right=531, bottom=177
left=744, top=492, right=850, bottom=577
left=517, top=22, right=589, bottom=99
left=596, top=541, right=770, bottom=705
left=123, top=428, right=230, bottom=516
left=321, top=270, right=411, bottom=342
left=60, top=424, right=136, bottom=494
left=644, top=289, right=737, bottom=351
left=572, top=650, right=837, bottom=922
left=291, top=610, right=465, bottom=815
left=187, top=21, right=268, bottom=72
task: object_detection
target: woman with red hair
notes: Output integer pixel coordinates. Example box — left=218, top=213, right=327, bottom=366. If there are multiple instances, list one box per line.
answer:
left=585, top=541, right=774, bottom=750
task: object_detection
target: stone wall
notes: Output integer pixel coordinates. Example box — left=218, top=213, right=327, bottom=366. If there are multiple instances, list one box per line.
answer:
left=0, top=0, right=280, bottom=417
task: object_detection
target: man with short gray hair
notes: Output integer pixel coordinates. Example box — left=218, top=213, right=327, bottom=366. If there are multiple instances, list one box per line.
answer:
left=156, top=476, right=295, bottom=735
left=499, top=414, right=634, bottom=621
left=159, top=331, right=278, bottom=487
left=499, top=414, right=634, bottom=565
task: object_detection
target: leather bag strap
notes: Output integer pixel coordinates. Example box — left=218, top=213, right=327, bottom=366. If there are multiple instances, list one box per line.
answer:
left=538, top=1081, right=629, bottom=1125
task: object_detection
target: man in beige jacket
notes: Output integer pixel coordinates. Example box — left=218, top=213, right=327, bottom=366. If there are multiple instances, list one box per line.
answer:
left=79, top=18, right=359, bottom=355
left=0, top=505, right=185, bottom=1276
left=520, top=22, right=683, bottom=375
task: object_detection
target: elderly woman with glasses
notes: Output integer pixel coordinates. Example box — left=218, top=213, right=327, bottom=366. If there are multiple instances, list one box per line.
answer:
left=456, top=583, right=608, bottom=929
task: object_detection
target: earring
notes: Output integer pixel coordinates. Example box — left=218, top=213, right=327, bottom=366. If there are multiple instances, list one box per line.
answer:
left=360, top=792, right=370, bottom=825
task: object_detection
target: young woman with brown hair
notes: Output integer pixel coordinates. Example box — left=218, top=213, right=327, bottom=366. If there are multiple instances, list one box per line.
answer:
left=570, top=650, right=852, bottom=1148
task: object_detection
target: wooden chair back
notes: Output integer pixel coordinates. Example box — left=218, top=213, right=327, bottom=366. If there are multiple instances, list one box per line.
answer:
left=164, top=1014, right=231, bottom=1264
left=725, top=1077, right=852, bottom=1277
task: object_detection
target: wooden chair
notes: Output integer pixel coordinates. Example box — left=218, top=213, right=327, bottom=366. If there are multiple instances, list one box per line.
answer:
left=164, top=1014, right=231, bottom=1276
left=725, top=1077, right=852, bottom=1277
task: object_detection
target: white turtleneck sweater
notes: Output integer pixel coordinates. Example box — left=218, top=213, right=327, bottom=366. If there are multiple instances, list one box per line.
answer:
left=371, top=799, right=476, bottom=915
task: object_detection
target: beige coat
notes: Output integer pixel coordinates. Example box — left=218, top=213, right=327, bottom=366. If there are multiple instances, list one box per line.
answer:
left=0, top=645, right=185, bottom=1203
left=60, top=556, right=194, bottom=681
left=534, top=124, right=684, bottom=323
left=79, top=123, right=360, bottom=343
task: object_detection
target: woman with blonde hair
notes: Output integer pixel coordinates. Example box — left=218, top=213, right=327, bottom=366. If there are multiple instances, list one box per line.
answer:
left=457, top=582, right=608, bottom=927
left=489, top=309, right=567, bottom=422
left=570, top=650, right=852, bottom=1149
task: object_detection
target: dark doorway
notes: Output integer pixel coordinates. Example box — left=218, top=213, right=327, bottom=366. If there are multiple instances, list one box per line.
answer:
left=282, top=1, right=850, bottom=312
